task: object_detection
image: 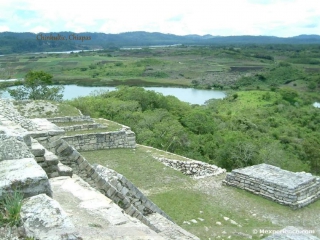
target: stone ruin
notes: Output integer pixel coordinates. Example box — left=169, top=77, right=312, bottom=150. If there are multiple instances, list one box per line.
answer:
left=0, top=98, right=201, bottom=240
left=223, top=163, right=320, bottom=209
left=153, top=156, right=226, bottom=178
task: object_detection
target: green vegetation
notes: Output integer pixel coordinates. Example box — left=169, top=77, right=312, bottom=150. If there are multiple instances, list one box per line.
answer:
left=82, top=147, right=320, bottom=239
left=69, top=85, right=320, bottom=175
left=0, top=191, right=23, bottom=227
left=8, top=70, right=64, bottom=101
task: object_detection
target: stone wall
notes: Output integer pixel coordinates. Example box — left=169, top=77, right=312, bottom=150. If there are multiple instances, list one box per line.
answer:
left=223, top=164, right=320, bottom=209
left=61, top=130, right=136, bottom=151
left=153, top=156, right=226, bottom=178
left=46, top=115, right=93, bottom=123
left=61, top=123, right=107, bottom=132
left=47, top=137, right=171, bottom=231
left=93, top=164, right=170, bottom=219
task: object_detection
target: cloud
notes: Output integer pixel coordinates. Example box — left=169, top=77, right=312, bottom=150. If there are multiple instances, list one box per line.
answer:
left=0, top=25, right=9, bottom=32
left=167, top=15, right=184, bottom=22
left=0, top=0, right=319, bottom=37
left=303, top=23, right=318, bottom=28
left=30, top=26, right=49, bottom=33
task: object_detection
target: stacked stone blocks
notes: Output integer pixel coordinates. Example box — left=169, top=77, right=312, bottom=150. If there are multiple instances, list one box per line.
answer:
left=61, top=130, right=136, bottom=151
left=153, top=156, right=226, bottom=178
left=61, top=122, right=107, bottom=132
left=223, top=164, right=320, bottom=209
left=49, top=137, right=171, bottom=232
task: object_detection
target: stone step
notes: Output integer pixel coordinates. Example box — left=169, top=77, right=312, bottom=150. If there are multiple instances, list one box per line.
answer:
left=30, top=139, right=45, bottom=157
left=0, top=158, right=52, bottom=200
left=58, top=163, right=73, bottom=177
left=21, top=194, right=80, bottom=239
left=49, top=175, right=165, bottom=240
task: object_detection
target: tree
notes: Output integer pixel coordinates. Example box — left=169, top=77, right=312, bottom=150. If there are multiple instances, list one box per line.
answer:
left=279, top=87, right=298, bottom=103
left=8, top=71, right=64, bottom=101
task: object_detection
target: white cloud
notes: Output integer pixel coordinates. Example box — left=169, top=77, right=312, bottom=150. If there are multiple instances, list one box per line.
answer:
left=0, top=0, right=319, bottom=36
left=0, top=25, right=9, bottom=32
left=30, top=26, right=49, bottom=33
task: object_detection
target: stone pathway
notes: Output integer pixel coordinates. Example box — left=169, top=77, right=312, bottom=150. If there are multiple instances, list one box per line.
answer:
left=50, top=175, right=166, bottom=240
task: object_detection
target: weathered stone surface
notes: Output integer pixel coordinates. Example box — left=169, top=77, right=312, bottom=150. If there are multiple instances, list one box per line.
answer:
left=61, top=130, right=136, bottom=151
left=47, top=115, right=93, bottom=123
left=0, top=158, right=52, bottom=200
left=62, top=123, right=107, bottom=132
left=93, top=164, right=170, bottom=220
left=30, top=141, right=46, bottom=157
left=58, top=163, right=73, bottom=177
left=0, top=135, right=34, bottom=161
left=50, top=176, right=165, bottom=240
left=0, top=99, right=39, bottom=131
left=30, top=118, right=65, bottom=135
left=21, top=194, right=80, bottom=240
left=153, top=156, right=226, bottom=178
left=223, top=164, right=320, bottom=209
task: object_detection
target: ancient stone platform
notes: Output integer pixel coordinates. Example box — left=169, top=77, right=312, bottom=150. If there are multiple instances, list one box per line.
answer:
left=21, top=194, right=80, bottom=239
left=223, top=164, right=320, bottom=209
left=0, top=158, right=52, bottom=199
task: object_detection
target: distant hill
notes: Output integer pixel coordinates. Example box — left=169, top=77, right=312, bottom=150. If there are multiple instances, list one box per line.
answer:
left=0, top=31, right=319, bottom=54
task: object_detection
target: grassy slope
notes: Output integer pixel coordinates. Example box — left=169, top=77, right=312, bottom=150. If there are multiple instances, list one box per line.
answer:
left=81, top=146, right=320, bottom=240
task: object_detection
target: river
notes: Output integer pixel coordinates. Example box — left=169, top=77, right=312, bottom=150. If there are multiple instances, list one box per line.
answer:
left=1, top=85, right=226, bottom=105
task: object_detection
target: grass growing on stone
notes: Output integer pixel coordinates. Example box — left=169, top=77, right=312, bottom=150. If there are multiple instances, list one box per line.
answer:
left=80, top=146, right=320, bottom=239
left=137, top=144, right=195, bottom=162
left=14, top=100, right=81, bottom=118
left=54, top=103, right=82, bottom=117
left=82, top=147, right=193, bottom=192
left=93, top=118, right=123, bottom=131
left=54, top=121, right=94, bottom=127
left=0, top=191, right=23, bottom=227
left=63, top=129, right=109, bottom=136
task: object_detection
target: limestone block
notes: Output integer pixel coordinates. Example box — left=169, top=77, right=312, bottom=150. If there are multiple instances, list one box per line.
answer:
left=44, top=151, right=59, bottom=165
left=35, top=156, right=45, bottom=163
left=57, top=163, right=73, bottom=177
left=0, top=158, right=52, bottom=199
left=56, top=141, right=73, bottom=156
left=21, top=194, right=79, bottom=240
left=48, top=172, right=59, bottom=178
left=0, top=136, right=34, bottom=161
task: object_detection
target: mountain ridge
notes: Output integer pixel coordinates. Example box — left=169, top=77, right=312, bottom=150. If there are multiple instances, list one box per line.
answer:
left=0, top=31, right=319, bottom=54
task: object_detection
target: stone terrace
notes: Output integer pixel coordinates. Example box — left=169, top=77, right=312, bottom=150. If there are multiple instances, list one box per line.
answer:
left=223, top=163, right=320, bottom=209
left=0, top=98, right=201, bottom=239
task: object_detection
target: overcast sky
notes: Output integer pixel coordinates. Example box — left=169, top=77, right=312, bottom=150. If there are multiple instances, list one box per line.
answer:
left=0, top=0, right=319, bottom=37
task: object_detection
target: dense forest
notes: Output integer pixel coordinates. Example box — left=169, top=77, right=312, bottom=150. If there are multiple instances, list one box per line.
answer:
left=67, top=85, right=320, bottom=175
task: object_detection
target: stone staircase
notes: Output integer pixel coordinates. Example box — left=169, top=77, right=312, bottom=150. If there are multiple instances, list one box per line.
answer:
left=30, top=137, right=72, bottom=178
left=0, top=99, right=201, bottom=239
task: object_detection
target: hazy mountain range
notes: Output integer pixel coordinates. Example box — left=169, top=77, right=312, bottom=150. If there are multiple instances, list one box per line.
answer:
left=0, top=31, right=319, bottom=54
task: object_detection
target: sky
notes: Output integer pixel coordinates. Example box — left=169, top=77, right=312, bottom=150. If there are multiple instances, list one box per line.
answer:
left=0, top=0, right=319, bottom=37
